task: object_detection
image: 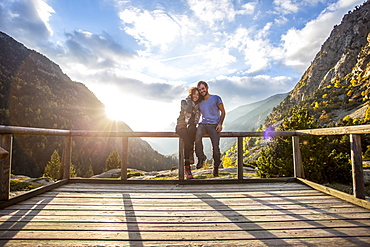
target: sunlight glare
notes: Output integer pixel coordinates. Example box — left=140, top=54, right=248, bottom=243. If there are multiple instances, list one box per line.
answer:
left=90, top=84, right=177, bottom=131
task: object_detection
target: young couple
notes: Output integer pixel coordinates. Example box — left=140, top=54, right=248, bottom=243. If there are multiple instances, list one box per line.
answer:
left=175, top=81, right=226, bottom=179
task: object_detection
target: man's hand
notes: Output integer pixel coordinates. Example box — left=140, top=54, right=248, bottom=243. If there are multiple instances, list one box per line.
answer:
left=216, top=123, right=223, bottom=132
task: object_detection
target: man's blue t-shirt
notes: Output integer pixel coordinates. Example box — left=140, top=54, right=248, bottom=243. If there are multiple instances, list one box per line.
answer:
left=199, top=95, right=222, bottom=124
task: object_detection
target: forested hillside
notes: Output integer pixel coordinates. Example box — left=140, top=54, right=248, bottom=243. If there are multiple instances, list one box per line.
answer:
left=0, top=32, right=176, bottom=177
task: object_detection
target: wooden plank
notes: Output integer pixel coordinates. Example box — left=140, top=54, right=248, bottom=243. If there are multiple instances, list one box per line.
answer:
left=4, top=202, right=359, bottom=213
left=298, top=178, right=370, bottom=209
left=38, top=188, right=327, bottom=197
left=54, top=182, right=311, bottom=191
left=1, top=207, right=369, bottom=218
left=1, top=219, right=370, bottom=231
left=1, top=211, right=370, bottom=223
left=1, top=238, right=370, bottom=247
left=1, top=227, right=370, bottom=241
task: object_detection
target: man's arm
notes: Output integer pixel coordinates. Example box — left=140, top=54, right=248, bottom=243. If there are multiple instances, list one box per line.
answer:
left=216, top=102, right=226, bottom=132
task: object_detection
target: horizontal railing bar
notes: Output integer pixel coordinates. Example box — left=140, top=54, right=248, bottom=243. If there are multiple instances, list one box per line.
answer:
left=295, top=125, right=370, bottom=136
left=1, top=125, right=369, bottom=137
left=0, top=125, right=70, bottom=136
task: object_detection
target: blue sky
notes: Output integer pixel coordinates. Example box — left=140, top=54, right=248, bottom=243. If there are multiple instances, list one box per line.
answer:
left=0, top=0, right=365, bottom=131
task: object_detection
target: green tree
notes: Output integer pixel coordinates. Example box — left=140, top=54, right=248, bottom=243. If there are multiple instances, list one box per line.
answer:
left=43, top=150, right=61, bottom=179
left=84, top=165, right=94, bottom=178
left=257, top=107, right=351, bottom=184
left=105, top=150, right=122, bottom=171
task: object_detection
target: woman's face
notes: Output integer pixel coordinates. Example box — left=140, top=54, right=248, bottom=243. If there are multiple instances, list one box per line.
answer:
left=192, top=90, right=199, bottom=102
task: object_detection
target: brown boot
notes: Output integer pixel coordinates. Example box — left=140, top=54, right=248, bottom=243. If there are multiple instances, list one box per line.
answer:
left=189, top=150, right=195, bottom=164
left=196, top=156, right=206, bottom=169
left=185, top=165, right=193, bottom=179
left=213, top=164, right=219, bottom=177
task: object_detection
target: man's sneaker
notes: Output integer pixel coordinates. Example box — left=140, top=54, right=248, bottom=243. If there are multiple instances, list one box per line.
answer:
left=213, top=165, right=219, bottom=177
left=189, top=150, right=195, bottom=164
left=196, top=156, right=206, bottom=169
left=184, top=165, right=193, bottom=179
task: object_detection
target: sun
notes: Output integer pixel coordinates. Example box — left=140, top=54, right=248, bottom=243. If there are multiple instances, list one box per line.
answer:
left=90, top=85, right=177, bottom=131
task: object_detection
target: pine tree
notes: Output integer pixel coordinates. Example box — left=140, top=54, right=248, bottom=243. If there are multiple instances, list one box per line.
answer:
left=105, top=150, right=122, bottom=171
left=43, top=150, right=61, bottom=180
left=84, top=165, right=94, bottom=178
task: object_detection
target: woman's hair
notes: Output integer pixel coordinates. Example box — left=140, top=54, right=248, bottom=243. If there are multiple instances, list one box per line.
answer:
left=189, top=87, right=203, bottom=103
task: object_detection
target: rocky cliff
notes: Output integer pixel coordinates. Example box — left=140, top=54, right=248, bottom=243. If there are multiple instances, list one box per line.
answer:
left=267, top=1, right=370, bottom=126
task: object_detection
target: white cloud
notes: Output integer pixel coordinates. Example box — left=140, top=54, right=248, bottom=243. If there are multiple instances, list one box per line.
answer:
left=0, top=0, right=55, bottom=48
left=33, top=0, right=55, bottom=35
left=226, top=24, right=281, bottom=73
left=119, top=7, right=193, bottom=51
left=281, top=0, right=364, bottom=72
left=273, top=0, right=300, bottom=14
left=239, top=2, right=257, bottom=15
left=187, top=0, right=234, bottom=27
left=187, top=0, right=256, bottom=29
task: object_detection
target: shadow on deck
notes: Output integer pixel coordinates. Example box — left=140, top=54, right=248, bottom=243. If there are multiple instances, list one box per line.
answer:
left=1, top=179, right=370, bottom=246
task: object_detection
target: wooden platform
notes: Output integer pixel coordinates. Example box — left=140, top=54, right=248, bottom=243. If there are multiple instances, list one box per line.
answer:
left=1, top=182, right=370, bottom=246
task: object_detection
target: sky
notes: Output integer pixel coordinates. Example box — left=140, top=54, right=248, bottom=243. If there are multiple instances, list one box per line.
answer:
left=0, top=0, right=366, bottom=131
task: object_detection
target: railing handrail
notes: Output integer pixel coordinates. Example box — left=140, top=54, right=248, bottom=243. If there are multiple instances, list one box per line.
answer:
left=1, top=124, right=369, bottom=201
left=1, top=124, right=369, bottom=137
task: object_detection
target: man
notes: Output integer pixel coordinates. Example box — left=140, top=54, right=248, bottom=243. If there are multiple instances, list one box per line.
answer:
left=195, top=81, right=226, bottom=176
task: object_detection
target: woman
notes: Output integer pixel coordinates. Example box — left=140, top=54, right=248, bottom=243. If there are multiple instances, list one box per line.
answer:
left=175, top=87, right=202, bottom=179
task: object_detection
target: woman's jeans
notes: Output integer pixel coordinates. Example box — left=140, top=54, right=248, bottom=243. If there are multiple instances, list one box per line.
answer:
left=195, top=123, right=221, bottom=167
left=176, top=124, right=197, bottom=165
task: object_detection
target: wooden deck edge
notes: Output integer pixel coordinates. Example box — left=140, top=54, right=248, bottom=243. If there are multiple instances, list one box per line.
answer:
left=296, top=178, right=370, bottom=210
left=0, top=179, right=69, bottom=209
left=68, top=177, right=297, bottom=185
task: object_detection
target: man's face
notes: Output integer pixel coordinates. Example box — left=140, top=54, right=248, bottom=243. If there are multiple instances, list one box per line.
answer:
left=198, top=84, right=208, bottom=97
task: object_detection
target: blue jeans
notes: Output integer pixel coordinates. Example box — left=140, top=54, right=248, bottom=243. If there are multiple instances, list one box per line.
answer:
left=195, top=123, right=221, bottom=167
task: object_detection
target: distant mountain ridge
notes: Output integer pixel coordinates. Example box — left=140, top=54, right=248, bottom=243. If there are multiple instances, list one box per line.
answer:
left=0, top=31, right=176, bottom=177
left=224, top=93, right=288, bottom=131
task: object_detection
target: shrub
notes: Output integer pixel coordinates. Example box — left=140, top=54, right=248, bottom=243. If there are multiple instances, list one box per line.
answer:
left=10, top=179, right=35, bottom=191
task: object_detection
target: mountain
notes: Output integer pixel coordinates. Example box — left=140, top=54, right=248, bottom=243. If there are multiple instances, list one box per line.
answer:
left=0, top=31, right=176, bottom=177
left=266, top=1, right=370, bottom=127
left=224, top=93, right=289, bottom=131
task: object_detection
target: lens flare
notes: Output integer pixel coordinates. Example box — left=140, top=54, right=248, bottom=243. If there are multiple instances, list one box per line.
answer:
left=264, top=126, right=275, bottom=140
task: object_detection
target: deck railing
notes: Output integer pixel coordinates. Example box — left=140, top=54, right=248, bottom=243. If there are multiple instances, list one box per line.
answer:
left=1, top=124, right=369, bottom=201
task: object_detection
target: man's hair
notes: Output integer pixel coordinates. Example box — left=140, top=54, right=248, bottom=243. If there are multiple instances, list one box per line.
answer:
left=197, top=81, right=208, bottom=88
